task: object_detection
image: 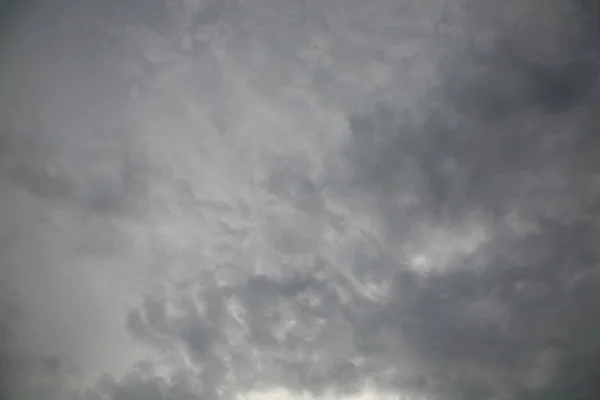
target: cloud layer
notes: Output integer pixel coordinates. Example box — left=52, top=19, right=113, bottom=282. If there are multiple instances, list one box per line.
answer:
left=2, top=1, right=600, bottom=400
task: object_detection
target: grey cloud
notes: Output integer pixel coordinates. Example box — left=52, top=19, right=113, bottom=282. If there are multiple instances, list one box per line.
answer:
left=5, top=1, right=600, bottom=400
left=98, top=0, right=167, bottom=29
left=9, top=159, right=75, bottom=200
left=7, top=142, right=149, bottom=218
left=0, top=320, right=82, bottom=400
left=0, top=2, right=160, bottom=398
left=119, top=270, right=358, bottom=395
left=1, top=3, right=152, bottom=217
left=190, top=1, right=223, bottom=28
left=85, top=366, right=202, bottom=400
left=117, top=1, right=600, bottom=399
left=337, top=1, right=600, bottom=398
left=121, top=312, right=219, bottom=399
left=265, top=156, right=324, bottom=214
left=118, top=221, right=600, bottom=399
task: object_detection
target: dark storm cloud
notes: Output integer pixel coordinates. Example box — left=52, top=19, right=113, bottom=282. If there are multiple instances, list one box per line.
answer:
left=337, top=0, right=600, bottom=398
left=111, top=1, right=600, bottom=399
left=117, top=219, right=600, bottom=399
left=5, top=1, right=600, bottom=400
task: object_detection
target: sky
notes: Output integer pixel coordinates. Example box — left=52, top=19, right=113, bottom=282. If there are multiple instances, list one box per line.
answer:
left=1, top=0, right=600, bottom=399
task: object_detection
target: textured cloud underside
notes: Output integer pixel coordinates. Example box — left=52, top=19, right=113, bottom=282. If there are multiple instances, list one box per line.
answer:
left=2, top=1, right=600, bottom=400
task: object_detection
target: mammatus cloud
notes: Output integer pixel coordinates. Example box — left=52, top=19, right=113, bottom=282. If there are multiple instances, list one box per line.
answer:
left=2, top=1, right=600, bottom=400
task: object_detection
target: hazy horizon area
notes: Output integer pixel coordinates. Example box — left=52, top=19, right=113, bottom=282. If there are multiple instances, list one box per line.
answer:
left=2, top=1, right=600, bottom=399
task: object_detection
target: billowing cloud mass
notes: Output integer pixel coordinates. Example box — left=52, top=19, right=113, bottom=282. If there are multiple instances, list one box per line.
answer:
left=2, top=0, right=600, bottom=400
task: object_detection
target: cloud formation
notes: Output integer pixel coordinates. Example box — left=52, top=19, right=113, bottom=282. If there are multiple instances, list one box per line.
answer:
left=2, top=1, right=600, bottom=400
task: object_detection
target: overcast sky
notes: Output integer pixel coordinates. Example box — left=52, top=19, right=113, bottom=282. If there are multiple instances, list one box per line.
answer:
left=1, top=1, right=600, bottom=400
